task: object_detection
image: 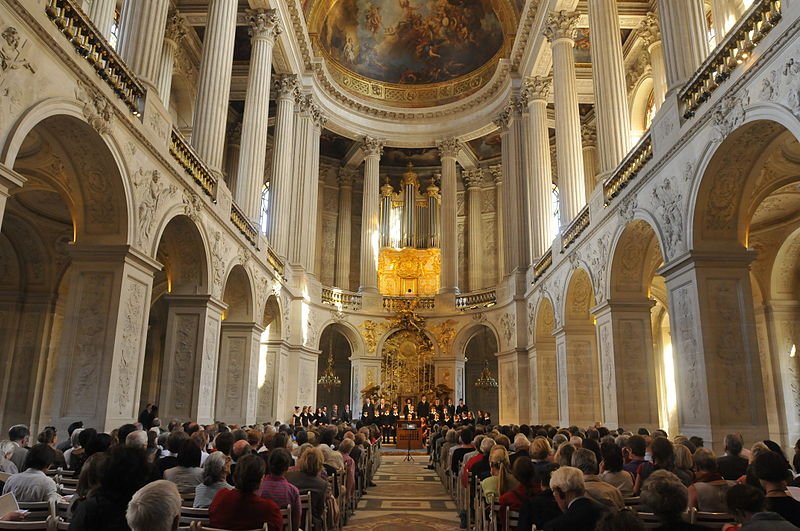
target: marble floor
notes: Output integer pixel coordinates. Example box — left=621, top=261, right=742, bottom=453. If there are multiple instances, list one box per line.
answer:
left=344, top=454, right=461, bottom=530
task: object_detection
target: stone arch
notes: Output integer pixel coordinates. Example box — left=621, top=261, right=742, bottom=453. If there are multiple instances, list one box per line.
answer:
left=562, top=267, right=601, bottom=426
left=452, top=320, right=500, bottom=360
left=532, top=296, right=558, bottom=425
left=222, top=264, right=255, bottom=323
left=314, top=319, right=364, bottom=357
left=255, top=294, right=284, bottom=423
left=375, top=326, right=441, bottom=358
left=154, top=214, right=210, bottom=295
left=261, top=295, right=282, bottom=341
left=316, top=323, right=354, bottom=414
left=629, top=75, right=654, bottom=136
left=771, top=225, right=800, bottom=300
left=463, top=324, right=499, bottom=422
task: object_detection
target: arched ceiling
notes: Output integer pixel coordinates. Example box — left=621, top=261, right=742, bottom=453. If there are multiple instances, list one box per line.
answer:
left=304, top=0, right=520, bottom=107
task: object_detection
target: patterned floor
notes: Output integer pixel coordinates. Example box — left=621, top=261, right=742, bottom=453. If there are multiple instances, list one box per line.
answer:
left=344, top=454, right=461, bottom=530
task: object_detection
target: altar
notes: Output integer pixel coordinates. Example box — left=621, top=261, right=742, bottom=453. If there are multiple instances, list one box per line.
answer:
left=396, top=420, right=424, bottom=450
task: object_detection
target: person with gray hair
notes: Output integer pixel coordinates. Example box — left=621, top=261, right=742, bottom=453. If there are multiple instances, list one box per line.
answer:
left=718, top=433, right=748, bottom=480
left=571, top=448, right=624, bottom=511
left=552, top=433, right=568, bottom=450
left=126, top=480, right=182, bottom=531
left=511, top=433, right=531, bottom=468
left=125, top=431, right=148, bottom=450
left=193, top=451, right=232, bottom=508
left=639, top=470, right=702, bottom=529
left=547, top=466, right=609, bottom=530
left=0, top=440, right=18, bottom=474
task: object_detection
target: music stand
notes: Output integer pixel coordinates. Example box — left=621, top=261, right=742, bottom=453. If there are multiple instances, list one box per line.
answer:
left=398, top=423, right=416, bottom=462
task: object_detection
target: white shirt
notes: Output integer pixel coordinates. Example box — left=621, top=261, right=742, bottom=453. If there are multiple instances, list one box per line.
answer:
left=2, top=469, right=58, bottom=503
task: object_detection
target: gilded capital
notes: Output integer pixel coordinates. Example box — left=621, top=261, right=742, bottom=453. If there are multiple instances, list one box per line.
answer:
left=638, top=12, right=661, bottom=47
left=247, top=9, right=281, bottom=41
left=363, top=136, right=384, bottom=157
left=164, top=10, right=187, bottom=44
left=273, top=74, right=298, bottom=100
left=543, top=11, right=580, bottom=43
left=437, top=138, right=461, bottom=159
left=524, top=76, right=552, bottom=103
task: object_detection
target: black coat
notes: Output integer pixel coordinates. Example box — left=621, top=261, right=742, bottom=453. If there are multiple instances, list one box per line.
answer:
left=543, top=497, right=608, bottom=531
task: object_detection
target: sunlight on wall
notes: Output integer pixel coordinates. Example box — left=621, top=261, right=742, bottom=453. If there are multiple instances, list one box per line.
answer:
left=302, top=301, right=310, bottom=346
left=663, top=342, right=678, bottom=419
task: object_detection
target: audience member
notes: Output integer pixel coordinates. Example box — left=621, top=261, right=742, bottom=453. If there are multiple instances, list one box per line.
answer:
left=726, top=483, right=800, bottom=530
left=753, top=450, right=800, bottom=526
left=1, top=443, right=57, bottom=502
left=600, top=441, right=634, bottom=497
left=0, top=441, right=18, bottom=474
left=7, top=425, right=29, bottom=472
left=482, top=446, right=518, bottom=502
left=126, top=480, right=181, bottom=531
left=639, top=470, right=705, bottom=531
left=286, top=446, right=329, bottom=530
left=209, top=454, right=282, bottom=530
left=260, top=448, right=300, bottom=531
left=572, top=447, right=624, bottom=510
left=164, top=438, right=203, bottom=495
left=718, top=434, right=749, bottom=481
left=194, top=451, right=233, bottom=508
left=544, top=466, right=608, bottom=531
left=688, top=448, right=730, bottom=513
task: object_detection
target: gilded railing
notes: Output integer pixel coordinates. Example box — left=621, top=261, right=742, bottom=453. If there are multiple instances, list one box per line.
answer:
left=561, top=206, right=590, bottom=251
left=321, top=288, right=363, bottom=310
left=45, top=0, right=144, bottom=117
left=603, top=132, right=653, bottom=204
left=679, top=0, right=782, bottom=119
left=230, top=202, right=258, bottom=248
left=455, top=289, right=497, bottom=311
left=169, top=127, right=217, bottom=198
left=533, top=249, right=553, bottom=282
left=266, top=247, right=285, bottom=277
left=383, top=296, right=435, bottom=312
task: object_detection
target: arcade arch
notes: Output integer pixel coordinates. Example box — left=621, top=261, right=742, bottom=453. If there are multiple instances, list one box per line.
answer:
left=464, top=325, right=499, bottom=422
left=532, top=297, right=558, bottom=425
left=316, top=324, right=353, bottom=415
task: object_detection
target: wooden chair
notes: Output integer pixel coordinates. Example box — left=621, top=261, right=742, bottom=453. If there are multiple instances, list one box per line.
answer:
left=635, top=511, right=662, bottom=529
left=189, top=523, right=266, bottom=531
left=280, top=505, right=293, bottom=531
left=47, top=515, right=69, bottom=531
left=504, top=509, right=520, bottom=531
left=691, top=510, right=736, bottom=529
left=179, top=506, right=210, bottom=526
left=0, top=522, right=51, bottom=530
left=16, top=500, right=55, bottom=522
left=624, top=496, right=641, bottom=508
left=298, top=491, right=312, bottom=531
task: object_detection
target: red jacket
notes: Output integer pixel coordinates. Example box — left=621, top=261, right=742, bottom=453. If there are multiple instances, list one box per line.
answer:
left=209, top=488, right=283, bottom=531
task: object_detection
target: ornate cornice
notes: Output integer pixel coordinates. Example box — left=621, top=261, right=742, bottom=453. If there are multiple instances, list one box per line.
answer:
left=638, top=12, right=661, bottom=47
left=510, top=0, right=543, bottom=72
left=437, top=138, right=461, bottom=159
left=247, top=9, right=281, bottom=42
left=523, top=76, right=552, bottom=103
left=543, top=11, right=580, bottom=43
left=363, top=136, right=384, bottom=158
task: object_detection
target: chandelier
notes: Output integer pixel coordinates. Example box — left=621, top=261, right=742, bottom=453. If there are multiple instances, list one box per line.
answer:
left=318, top=336, right=341, bottom=391
left=474, top=360, right=498, bottom=389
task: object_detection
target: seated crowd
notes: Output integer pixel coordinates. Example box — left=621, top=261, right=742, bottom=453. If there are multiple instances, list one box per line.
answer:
left=428, top=422, right=800, bottom=531
left=0, top=410, right=383, bottom=531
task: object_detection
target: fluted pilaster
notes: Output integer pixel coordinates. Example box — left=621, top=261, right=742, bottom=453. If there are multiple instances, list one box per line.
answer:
left=156, top=11, right=186, bottom=104
left=639, top=13, right=667, bottom=109
left=489, top=166, right=504, bottom=283
left=88, top=0, right=117, bottom=40
left=118, top=0, right=170, bottom=89
left=464, top=169, right=484, bottom=291
left=438, top=138, right=461, bottom=294
left=657, top=0, right=709, bottom=93
left=190, top=0, right=238, bottom=175
left=268, top=75, right=298, bottom=259
left=237, top=9, right=281, bottom=222
left=545, top=11, right=586, bottom=227
left=224, top=122, right=242, bottom=195
left=588, top=0, right=631, bottom=175
left=335, top=170, right=355, bottom=289
left=359, top=137, right=384, bottom=294
left=581, top=124, right=598, bottom=201
left=523, top=76, right=554, bottom=259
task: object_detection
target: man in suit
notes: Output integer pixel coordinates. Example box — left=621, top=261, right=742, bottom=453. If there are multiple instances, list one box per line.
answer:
left=8, top=425, right=29, bottom=472
left=341, top=404, right=352, bottom=424
left=455, top=399, right=468, bottom=416
left=717, top=433, right=749, bottom=480
left=545, top=466, right=608, bottom=531
left=361, top=398, right=375, bottom=424
left=417, top=395, right=430, bottom=420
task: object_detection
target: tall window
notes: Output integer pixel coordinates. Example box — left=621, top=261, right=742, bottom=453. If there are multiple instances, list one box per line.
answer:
left=259, top=183, right=270, bottom=235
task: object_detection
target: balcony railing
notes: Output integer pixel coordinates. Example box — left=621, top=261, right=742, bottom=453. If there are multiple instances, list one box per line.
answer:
left=321, top=288, right=363, bottom=310
left=46, top=0, right=145, bottom=117
left=561, top=206, right=590, bottom=251
left=383, top=296, right=435, bottom=312
left=533, top=249, right=553, bottom=282
left=266, top=247, right=284, bottom=277
left=603, top=132, right=653, bottom=204
left=679, top=0, right=782, bottom=119
left=230, top=202, right=258, bottom=248
left=169, top=127, right=217, bottom=198
left=455, top=289, right=497, bottom=311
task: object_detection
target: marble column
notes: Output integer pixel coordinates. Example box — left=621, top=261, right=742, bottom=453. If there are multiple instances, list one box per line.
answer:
left=489, top=165, right=504, bottom=283
left=290, top=95, right=326, bottom=271
left=657, top=0, right=710, bottom=93
left=335, top=169, right=354, bottom=289
left=588, top=0, right=631, bottom=176
left=545, top=11, right=586, bottom=227
left=359, top=137, right=383, bottom=294
left=159, top=295, right=225, bottom=424
left=438, top=138, right=460, bottom=294
left=190, top=0, right=238, bottom=175
left=661, top=250, right=768, bottom=448
left=267, top=75, right=298, bottom=259
left=639, top=13, right=668, bottom=110
left=464, top=169, right=484, bottom=291
left=224, top=122, right=242, bottom=199
left=88, top=0, right=117, bottom=41
left=581, top=124, right=598, bottom=201
left=712, top=0, right=746, bottom=43
left=156, top=11, right=186, bottom=106
left=117, top=0, right=170, bottom=89
left=524, top=77, right=554, bottom=259
left=237, top=9, right=281, bottom=222
left=216, top=322, right=263, bottom=425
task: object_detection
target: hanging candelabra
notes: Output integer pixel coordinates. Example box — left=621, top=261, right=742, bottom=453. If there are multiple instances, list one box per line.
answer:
left=474, top=360, right=498, bottom=389
left=318, top=335, right=341, bottom=391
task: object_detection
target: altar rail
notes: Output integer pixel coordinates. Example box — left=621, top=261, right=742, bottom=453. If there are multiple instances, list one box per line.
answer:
left=455, top=289, right=497, bottom=310
left=321, top=288, right=362, bottom=310
left=170, top=127, right=217, bottom=198
left=603, top=132, right=653, bottom=204
left=561, top=206, right=590, bottom=251
left=46, top=0, right=144, bottom=117
left=679, top=0, right=782, bottom=119
left=383, top=296, right=435, bottom=312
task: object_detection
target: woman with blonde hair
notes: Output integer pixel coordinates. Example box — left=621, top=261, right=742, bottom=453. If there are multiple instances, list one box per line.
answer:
left=673, top=444, right=695, bottom=487
left=481, top=446, right=518, bottom=503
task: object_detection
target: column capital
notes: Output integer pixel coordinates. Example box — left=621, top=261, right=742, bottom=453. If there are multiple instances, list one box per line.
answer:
left=638, top=12, right=662, bottom=47
left=337, top=167, right=356, bottom=187
left=463, top=169, right=483, bottom=190
left=489, top=164, right=503, bottom=185
left=362, top=136, right=384, bottom=157
left=296, top=93, right=328, bottom=128
left=493, top=106, right=512, bottom=131
left=273, top=74, right=298, bottom=100
left=246, top=8, right=281, bottom=42
left=581, top=123, right=597, bottom=147
left=164, top=10, right=187, bottom=45
left=544, top=11, right=580, bottom=43
left=523, top=76, right=552, bottom=103
left=437, top=138, right=461, bottom=159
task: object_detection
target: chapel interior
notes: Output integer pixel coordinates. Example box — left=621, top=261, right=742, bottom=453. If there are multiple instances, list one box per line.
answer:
left=1, top=0, right=800, bottom=525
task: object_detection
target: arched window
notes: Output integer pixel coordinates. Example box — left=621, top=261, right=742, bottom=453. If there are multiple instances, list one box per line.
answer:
left=259, top=183, right=270, bottom=235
